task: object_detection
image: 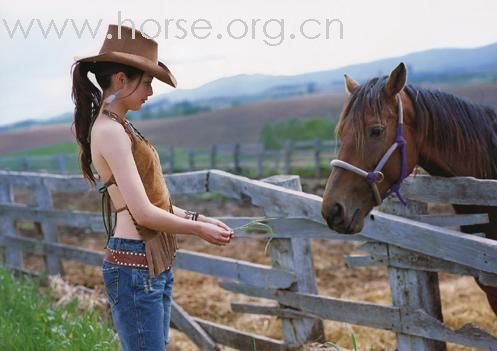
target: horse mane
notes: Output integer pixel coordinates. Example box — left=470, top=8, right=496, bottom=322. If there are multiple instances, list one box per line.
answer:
left=337, top=77, right=497, bottom=178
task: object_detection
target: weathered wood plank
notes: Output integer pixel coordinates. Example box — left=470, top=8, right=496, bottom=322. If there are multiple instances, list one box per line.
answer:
left=171, top=301, right=219, bottom=351
left=191, top=317, right=293, bottom=351
left=381, top=199, right=445, bottom=351
left=166, top=170, right=208, bottom=194
left=0, top=182, right=22, bottom=268
left=207, top=170, right=324, bottom=220
left=34, top=180, right=63, bottom=275
left=362, top=212, right=497, bottom=274
left=0, top=171, right=85, bottom=192
left=0, top=205, right=103, bottom=233
left=345, top=255, right=384, bottom=268
left=403, top=309, right=497, bottom=349
left=354, top=243, right=497, bottom=287
left=0, top=232, right=296, bottom=289
left=220, top=281, right=497, bottom=348
left=0, top=170, right=211, bottom=196
left=174, top=249, right=296, bottom=289
left=224, top=216, right=365, bottom=241
left=0, top=234, right=103, bottom=266
left=220, top=280, right=400, bottom=330
left=406, top=213, right=488, bottom=227
left=0, top=205, right=361, bottom=241
left=389, top=267, right=445, bottom=350
left=262, top=175, right=325, bottom=345
left=401, top=175, right=497, bottom=205
left=6, top=166, right=497, bottom=206
left=231, top=303, right=317, bottom=319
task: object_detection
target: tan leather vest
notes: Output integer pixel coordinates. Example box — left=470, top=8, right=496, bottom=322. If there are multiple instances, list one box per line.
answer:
left=99, top=116, right=177, bottom=277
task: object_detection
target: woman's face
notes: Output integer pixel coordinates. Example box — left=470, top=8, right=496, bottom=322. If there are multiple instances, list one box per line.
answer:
left=119, top=72, right=154, bottom=111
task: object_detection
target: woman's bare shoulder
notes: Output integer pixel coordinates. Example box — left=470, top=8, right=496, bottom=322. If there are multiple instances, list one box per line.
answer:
left=91, top=115, right=131, bottom=148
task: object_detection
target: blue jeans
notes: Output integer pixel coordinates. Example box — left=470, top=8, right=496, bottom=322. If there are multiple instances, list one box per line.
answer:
left=102, top=237, right=174, bottom=351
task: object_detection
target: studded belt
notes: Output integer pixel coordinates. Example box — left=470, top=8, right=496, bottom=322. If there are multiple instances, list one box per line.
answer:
left=104, top=248, right=148, bottom=268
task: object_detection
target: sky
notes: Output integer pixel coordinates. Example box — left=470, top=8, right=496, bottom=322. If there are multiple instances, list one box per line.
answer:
left=1, top=0, right=496, bottom=126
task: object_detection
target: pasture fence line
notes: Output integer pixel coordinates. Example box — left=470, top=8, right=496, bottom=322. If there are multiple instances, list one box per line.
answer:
left=0, top=139, right=339, bottom=177
left=0, top=169, right=497, bottom=350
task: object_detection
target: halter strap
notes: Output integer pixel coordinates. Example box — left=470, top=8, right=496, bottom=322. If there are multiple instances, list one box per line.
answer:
left=330, top=95, right=408, bottom=206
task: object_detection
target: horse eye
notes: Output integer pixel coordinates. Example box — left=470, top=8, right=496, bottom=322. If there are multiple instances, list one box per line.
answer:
left=370, top=126, right=384, bottom=138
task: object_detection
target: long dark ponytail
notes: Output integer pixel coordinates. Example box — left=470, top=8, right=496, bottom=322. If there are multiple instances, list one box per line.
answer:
left=71, top=61, right=143, bottom=185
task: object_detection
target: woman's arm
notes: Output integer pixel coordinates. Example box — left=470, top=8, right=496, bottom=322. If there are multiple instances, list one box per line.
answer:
left=93, top=121, right=232, bottom=245
left=171, top=205, right=188, bottom=219
left=172, top=205, right=233, bottom=233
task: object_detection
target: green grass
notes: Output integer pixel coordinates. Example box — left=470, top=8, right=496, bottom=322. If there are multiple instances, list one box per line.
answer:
left=4, top=142, right=78, bottom=157
left=259, top=117, right=337, bottom=149
left=0, top=266, right=119, bottom=351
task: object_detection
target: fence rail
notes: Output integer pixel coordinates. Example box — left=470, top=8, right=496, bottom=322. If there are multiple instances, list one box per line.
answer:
left=0, top=140, right=340, bottom=177
left=1, top=169, right=497, bottom=350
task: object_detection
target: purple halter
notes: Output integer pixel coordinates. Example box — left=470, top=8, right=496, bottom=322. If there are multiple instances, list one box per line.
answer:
left=330, top=95, right=408, bottom=206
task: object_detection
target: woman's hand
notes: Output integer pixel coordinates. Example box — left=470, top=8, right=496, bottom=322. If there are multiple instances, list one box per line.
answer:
left=199, top=215, right=233, bottom=233
left=195, top=221, right=233, bottom=246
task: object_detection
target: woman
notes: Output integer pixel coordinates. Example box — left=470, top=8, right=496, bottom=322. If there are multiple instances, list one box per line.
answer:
left=71, top=24, right=234, bottom=350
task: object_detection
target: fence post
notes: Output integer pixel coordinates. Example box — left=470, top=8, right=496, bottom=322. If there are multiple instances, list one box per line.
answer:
left=262, top=174, right=325, bottom=346
left=57, top=153, right=67, bottom=175
left=0, top=182, right=23, bottom=269
left=233, top=143, right=241, bottom=174
left=169, top=146, right=175, bottom=173
left=381, top=198, right=446, bottom=351
left=283, top=141, right=293, bottom=174
left=188, top=147, right=195, bottom=171
left=256, top=143, right=264, bottom=178
left=210, top=144, right=218, bottom=169
left=314, top=139, right=322, bottom=178
left=21, top=156, right=29, bottom=171
left=34, top=179, right=63, bottom=275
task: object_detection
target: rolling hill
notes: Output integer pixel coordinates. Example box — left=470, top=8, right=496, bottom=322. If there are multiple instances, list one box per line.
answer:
left=1, top=82, right=497, bottom=155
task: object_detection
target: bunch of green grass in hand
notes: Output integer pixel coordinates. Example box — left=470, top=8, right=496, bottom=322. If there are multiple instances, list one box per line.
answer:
left=232, top=217, right=275, bottom=254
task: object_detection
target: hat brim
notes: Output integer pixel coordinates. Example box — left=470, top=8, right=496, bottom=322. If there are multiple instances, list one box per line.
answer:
left=74, top=51, right=177, bottom=88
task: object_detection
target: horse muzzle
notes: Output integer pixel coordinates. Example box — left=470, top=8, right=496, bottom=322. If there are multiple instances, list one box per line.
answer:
left=321, top=201, right=363, bottom=234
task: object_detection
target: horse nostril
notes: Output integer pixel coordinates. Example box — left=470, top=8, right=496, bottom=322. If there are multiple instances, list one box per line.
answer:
left=330, top=203, right=343, bottom=218
left=324, top=202, right=344, bottom=230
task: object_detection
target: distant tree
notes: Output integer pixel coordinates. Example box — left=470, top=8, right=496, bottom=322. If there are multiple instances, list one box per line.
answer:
left=259, top=117, right=336, bottom=149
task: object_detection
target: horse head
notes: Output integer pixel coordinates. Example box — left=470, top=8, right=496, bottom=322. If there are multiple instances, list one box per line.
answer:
left=321, top=63, right=418, bottom=234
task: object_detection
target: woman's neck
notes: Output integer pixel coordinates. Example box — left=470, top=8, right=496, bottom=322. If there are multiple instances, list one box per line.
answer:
left=110, top=103, right=128, bottom=120
left=100, top=99, right=128, bottom=120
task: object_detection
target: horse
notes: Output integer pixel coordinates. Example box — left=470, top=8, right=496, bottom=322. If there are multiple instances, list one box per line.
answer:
left=321, top=62, right=497, bottom=315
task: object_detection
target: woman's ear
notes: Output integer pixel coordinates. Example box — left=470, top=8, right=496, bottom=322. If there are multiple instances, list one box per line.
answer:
left=113, top=72, right=126, bottom=89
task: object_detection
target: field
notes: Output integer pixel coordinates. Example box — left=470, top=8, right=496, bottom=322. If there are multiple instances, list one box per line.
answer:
left=2, top=81, right=496, bottom=156
left=10, top=182, right=497, bottom=351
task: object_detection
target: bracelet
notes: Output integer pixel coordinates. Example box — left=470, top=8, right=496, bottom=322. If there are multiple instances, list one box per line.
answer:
left=185, top=210, right=199, bottom=221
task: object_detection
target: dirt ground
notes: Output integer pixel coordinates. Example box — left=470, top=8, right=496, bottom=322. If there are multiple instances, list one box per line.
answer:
left=13, top=182, right=497, bottom=351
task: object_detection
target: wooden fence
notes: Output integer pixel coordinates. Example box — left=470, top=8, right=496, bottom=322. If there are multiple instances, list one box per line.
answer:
left=0, top=139, right=339, bottom=177
left=1, top=169, right=497, bottom=350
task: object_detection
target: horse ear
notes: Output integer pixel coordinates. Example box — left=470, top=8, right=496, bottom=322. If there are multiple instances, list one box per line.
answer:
left=384, top=62, right=407, bottom=96
left=344, top=74, right=359, bottom=95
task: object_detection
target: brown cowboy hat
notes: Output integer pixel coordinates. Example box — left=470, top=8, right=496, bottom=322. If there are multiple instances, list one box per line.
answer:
left=74, top=24, right=177, bottom=88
